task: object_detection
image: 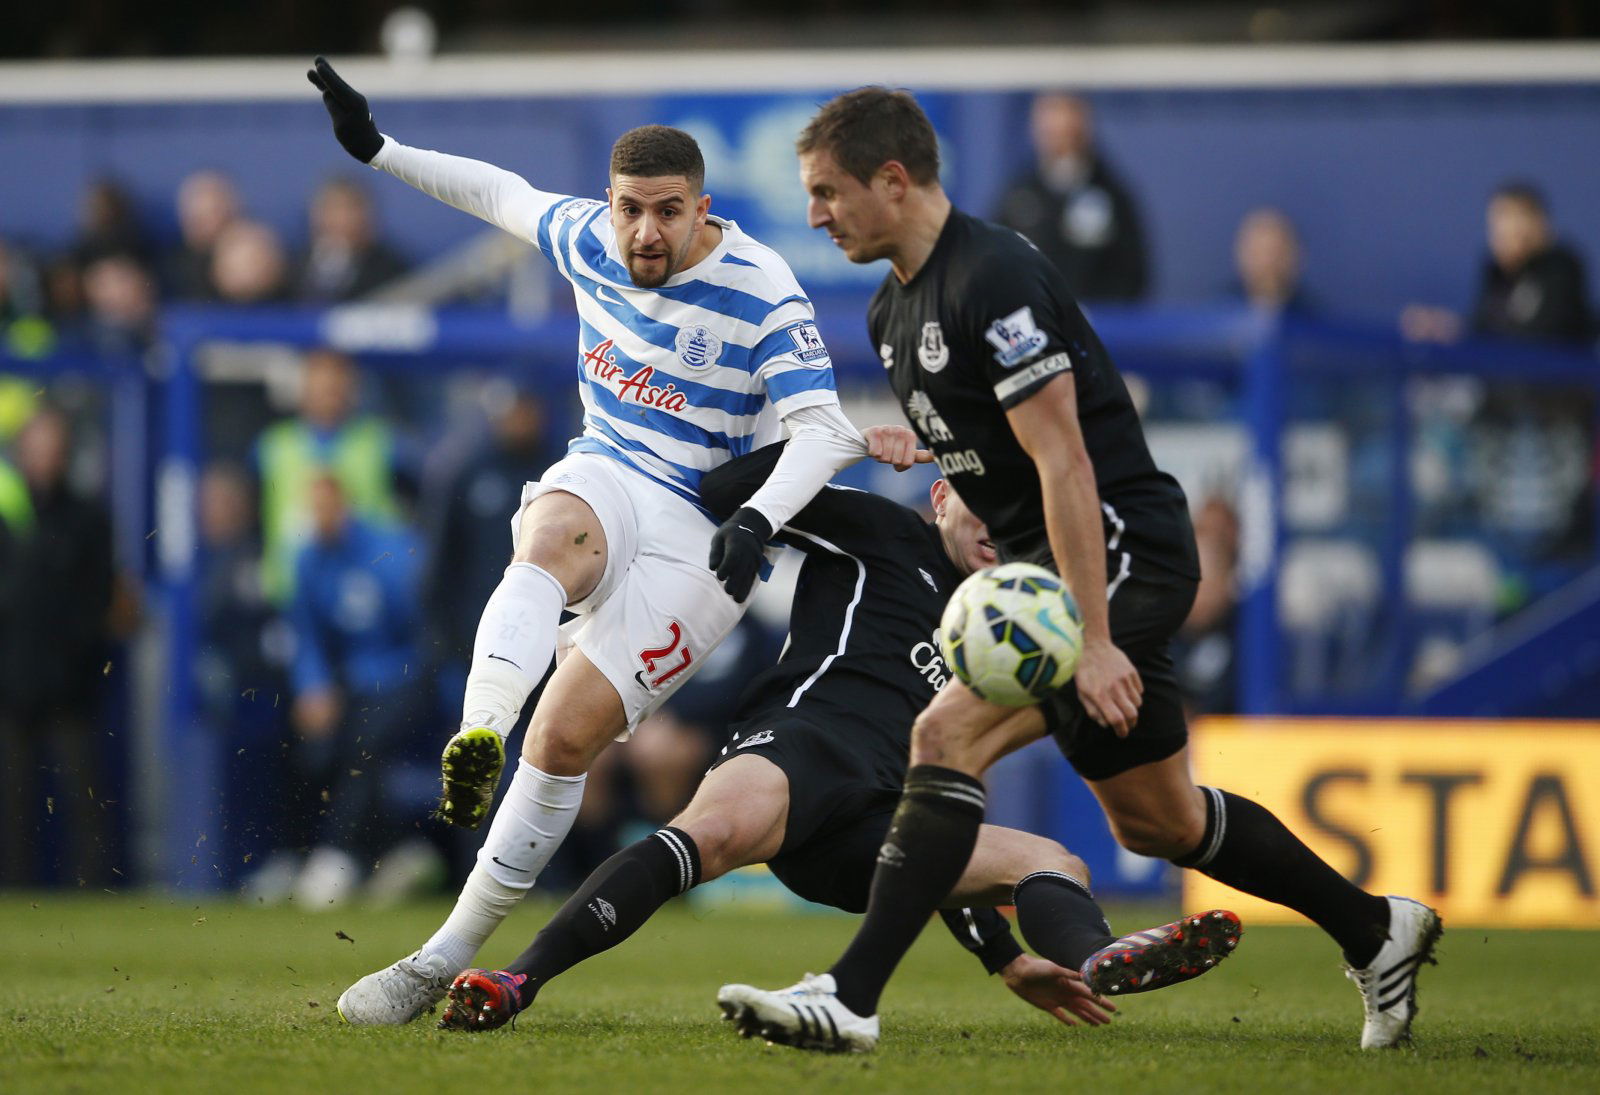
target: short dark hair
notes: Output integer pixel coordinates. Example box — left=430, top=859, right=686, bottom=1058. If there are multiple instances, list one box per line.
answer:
left=797, top=86, right=940, bottom=186
left=1491, top=180, right=1548, bottom=217
left=610, top=125, right=705, bottom=194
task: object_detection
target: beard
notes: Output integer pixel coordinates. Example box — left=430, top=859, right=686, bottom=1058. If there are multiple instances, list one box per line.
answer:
left=624, top=236, right=691, bottom=288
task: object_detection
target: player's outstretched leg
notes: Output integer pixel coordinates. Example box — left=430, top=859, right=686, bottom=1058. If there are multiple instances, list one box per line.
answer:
left=717, top=974, right=880, bottom=1053
left=1167, top=788, right=1440, bottom=1047
left=340, top=650, right=623, bottom=1026
left=1094, top=753, right=1442, bottom=1046
left=433, top=825, right=706, bottom=1034
left=437, top=825, right=711, bottom=1035
left=336, top=756, right=587, bottom=1025
left=1080, top=909, right=1242, bottom=996
left=1343, top=896, right=1443, bottom=1049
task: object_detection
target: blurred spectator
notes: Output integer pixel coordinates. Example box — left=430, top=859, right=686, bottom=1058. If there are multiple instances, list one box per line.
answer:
left=1472, top=183, right=1594, bottom=344
left=1403, top=182, right=1594, bottom=346
left=1401, top=183, right=1596, bottom=566
left=71, top=178, right=149, bottom=267
left=1172, top=495, right=1240, bottom=717
left=1233, top=207, right=1313, bottom=316
left=166, top=169, right=242, bottom=301
left=277, top=472, right=428, bottom=908
left=41, top=256, right=88, bottom=327
left=255, top=348, right=404, bottom=604
left=80, top=251, right=158, bottom=353
left=993, top=92, right=1148, bottom=301
left=0, top=406, right=116, bottom=886
left=294, top=178, right=408, bottom=303
left=211, top=218, right=290, bottom=305
left=199, top=462, right=282, bottom=705
left=196, top=462, right=292, bottom=886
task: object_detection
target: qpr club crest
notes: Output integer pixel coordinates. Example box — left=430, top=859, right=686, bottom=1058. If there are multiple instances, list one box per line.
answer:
left=917, top=321, right=950, bottom=373
left=674, top=324, right=723, bottom=369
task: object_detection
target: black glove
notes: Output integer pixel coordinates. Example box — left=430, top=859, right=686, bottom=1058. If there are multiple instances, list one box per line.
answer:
left=306, top=56, right=384, bottom=164
left=708, top=507, right=773, bottom=603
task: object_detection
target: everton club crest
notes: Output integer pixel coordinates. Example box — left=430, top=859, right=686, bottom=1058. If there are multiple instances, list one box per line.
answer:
left=917, top=321, right=949, bottom=373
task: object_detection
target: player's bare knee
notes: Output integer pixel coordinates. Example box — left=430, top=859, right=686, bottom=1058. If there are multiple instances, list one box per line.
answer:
left=1050, top=843, right=1092, bottom=887
left=515, top=520, right=599, bottom=591
left=513, top=496, right=605, bottom=597
left=672, top=813, right=740, bottom=882
left=1110, top=810, right=1205, bottom=860
left=1024, top=838, right=1090, bottom=888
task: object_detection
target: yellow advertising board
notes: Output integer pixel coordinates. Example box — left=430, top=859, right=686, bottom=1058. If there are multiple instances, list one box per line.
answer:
left=1184, top=719, right=1600, bottom=928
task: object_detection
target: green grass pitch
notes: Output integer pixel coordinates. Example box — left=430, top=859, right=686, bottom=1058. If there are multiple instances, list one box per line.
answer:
left=1, top=894, right=1595, bottom=1093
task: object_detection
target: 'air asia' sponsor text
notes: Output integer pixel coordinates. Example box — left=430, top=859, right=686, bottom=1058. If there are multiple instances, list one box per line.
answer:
left=583, top=339, right=689, bottom=413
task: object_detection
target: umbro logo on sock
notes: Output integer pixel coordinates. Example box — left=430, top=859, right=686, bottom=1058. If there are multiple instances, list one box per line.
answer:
left=590, top=897, right=617, bottom=930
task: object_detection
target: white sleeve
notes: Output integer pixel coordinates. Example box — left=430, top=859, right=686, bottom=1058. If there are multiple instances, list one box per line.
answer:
left=739, top=401, right=867, bottom=531
left=369, top=135, right=567, bottom=246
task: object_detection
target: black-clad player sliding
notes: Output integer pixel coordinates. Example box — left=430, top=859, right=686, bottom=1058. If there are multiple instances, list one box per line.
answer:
left=719, top=87, right=1440, bottom=1053
left=433, top=439, right=1237, bottom=1038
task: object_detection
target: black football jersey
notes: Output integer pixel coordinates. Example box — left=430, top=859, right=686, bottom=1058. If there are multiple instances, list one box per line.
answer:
left=869, top=208, right=1198, bottom=585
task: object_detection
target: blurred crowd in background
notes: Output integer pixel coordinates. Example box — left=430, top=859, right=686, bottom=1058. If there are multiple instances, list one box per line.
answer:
left=0, top=89, right=1595, bottom=902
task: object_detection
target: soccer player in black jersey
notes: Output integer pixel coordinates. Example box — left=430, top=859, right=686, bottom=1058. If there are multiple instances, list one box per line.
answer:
left=718, top=87, right=1440, bottom=1054
left=432, top=438, right=1237, bottom=1038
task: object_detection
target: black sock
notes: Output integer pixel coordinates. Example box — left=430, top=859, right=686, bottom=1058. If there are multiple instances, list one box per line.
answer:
left=504, top=827, right=700, bottom=1001
left=828, top=765, right=986, bottom=1017
left=1012, top=871, right=1117, bottom=970
left=1173, top=787, right=1391, bottom=967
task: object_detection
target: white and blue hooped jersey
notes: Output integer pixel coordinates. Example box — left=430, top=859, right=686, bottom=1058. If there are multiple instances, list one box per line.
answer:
left=527, top=196, right=840, bottom=507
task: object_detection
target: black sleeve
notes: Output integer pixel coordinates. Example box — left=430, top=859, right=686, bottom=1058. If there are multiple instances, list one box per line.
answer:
left=699, top=443, right=786, bottom=520
left=959, top=246, right=1083, bottom=411
left=939, top=907, right=1026, bottom=975
left=699, top=442, right=923, bottom=553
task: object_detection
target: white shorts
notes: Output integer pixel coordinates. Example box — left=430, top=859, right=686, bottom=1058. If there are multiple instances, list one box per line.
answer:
left=512, top=451, right=747, bottom=734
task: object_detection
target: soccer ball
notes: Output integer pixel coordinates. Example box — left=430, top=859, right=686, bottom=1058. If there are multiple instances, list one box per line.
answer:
left=938, top=562, right=1083, bottom=706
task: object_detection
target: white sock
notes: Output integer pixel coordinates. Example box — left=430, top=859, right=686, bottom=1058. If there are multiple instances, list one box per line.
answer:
left=420, top=759, right=587, bottom=972
left=463, top=562, right=567, bottom=733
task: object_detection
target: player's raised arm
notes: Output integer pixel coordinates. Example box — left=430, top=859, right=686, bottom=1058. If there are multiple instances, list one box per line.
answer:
left=701, top=440, right=922, bottom=556
left=308, top=56, right=566, bottom=246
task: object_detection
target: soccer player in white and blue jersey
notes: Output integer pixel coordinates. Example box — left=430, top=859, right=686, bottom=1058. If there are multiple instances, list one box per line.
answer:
left=305, top=58, right=886, bottom=1024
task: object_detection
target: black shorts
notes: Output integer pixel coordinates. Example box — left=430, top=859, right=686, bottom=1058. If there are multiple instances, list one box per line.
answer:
left=707, top=713, right=901, bottom=913
left=1011, top=542, right=1198, bottom=782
